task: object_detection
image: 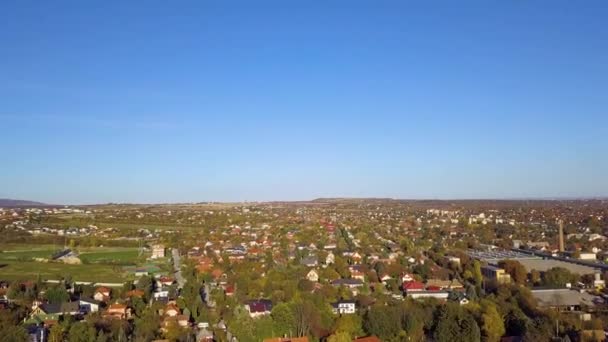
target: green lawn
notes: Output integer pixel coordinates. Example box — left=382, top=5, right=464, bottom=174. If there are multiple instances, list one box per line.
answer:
left=79, top=248, right=142, bottom=263
left=0, top=261, right=125, bottom=282
left=0, top=249, right=58, bottom=261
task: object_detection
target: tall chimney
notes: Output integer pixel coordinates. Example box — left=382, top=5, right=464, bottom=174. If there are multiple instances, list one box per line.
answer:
left=558, top=219, right=565, bottom=253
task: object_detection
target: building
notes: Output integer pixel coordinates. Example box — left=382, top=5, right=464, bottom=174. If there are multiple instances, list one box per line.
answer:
left=246, top=299, right=273, bottom=318
left=331, top=300, right=356, bottom=314
left=152, top=244, right=166, bottom=259
left=306, top=269, right=319, bottom=283
left=530, top=288, right=600, bottom=311
left=405, top=290, right=449, bottom=301
left=481, top=265, right=511, bottom=284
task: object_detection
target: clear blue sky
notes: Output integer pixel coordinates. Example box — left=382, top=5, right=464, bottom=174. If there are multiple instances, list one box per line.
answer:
left=1, top=1, right=607, bottom=204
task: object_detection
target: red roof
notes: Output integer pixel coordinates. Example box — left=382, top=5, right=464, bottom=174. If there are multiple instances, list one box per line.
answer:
left=403, top=281, right=425, bottom=290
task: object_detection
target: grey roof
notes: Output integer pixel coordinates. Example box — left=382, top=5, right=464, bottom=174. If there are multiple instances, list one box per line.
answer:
left=531, top=289, right=602, bottom=307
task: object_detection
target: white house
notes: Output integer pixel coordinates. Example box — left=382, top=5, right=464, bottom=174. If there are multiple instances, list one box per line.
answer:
left=151, top=244, right=165, bottom=259
left=331, top=300, right=356, bottom=314
left=306, top=269, right=319, bottom=283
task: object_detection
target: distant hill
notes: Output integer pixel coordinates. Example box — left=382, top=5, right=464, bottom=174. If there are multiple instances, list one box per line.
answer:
left=0, top=198, right=48, bottom=207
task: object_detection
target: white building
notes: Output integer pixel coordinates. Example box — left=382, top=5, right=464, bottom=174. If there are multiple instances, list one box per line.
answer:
left=332, top=300, right=356, bottom=314
left=151, top=244, right=165, bottom=259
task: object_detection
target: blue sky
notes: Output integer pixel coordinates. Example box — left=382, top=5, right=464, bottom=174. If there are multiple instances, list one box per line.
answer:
left=1, top=1, right=607, bottom=204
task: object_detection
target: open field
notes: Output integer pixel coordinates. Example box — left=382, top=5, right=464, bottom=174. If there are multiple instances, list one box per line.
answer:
left=0, top=244, right=144, bottom=264
left=79, top=248, right=142, bottom=263
left=0, top=261, right=125, bottom=282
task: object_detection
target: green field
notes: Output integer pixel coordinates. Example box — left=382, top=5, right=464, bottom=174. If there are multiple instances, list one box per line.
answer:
left=0, top=245, right=143, bottom=264
left=0, top=261, right=125, bottom=282
left=79, top=248, right=142, bottom=263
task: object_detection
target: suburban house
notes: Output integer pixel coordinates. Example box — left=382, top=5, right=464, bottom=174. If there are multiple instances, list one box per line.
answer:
left=331, top=279, right=364, bottom=288
left=405, top=290, right=449, bottom=301
left=105, top=303, right=130, bottom=320
left=79, top=297, right=101, bottom=313
left=306, top=269, right=319, bottom=283
left=151, top=244, right=166, bottom=259
left=402, top=281, right=425, bottom=292
left=164, top=303, right=180, bottom=317
left=93, top=287, right=111, bottom=302
left=245, top=299, right=273, bottom=318
left=34, top=302, right=80, bottom=316
left=300, top=256, right=318, bottom=267
left=331, top=300, right=357, bottom=314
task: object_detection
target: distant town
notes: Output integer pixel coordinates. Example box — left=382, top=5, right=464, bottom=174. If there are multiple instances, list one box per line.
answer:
left=0, top=198, right=606, bottom=341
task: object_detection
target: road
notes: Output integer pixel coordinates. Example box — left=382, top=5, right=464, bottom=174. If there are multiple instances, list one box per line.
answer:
left=172, top=248, right=186, bottom=289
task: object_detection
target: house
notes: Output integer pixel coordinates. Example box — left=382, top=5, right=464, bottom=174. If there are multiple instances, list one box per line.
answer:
left=331, top=300, right=356, bottom=314
left=151, top=244, right=166, bottom=259
left=426, top=278, right=464, bottom=290
left=156, top=276, right=175, bottom=287
left=406, top=290, right=449, bottom=301
left=126, top=289, right=145, bottom=298
left=94, top=287, right=111, bottom=302
left=379, top=274, right=392, bottom=284
left=154, top=288, right=170, bottom=300
left=36, top=302, right=80, bottom=316
left=402, top=281, right=425, bottom=292
left=105, top=303, right=130, bottom=319
left=263, top=338, right=309, bottom=342
left=177, top=314, right=189, bottom=327
left=300, top=256, right=318, bottom=267
left=331, top=279, right=364, bottom=288
left=245, top=299, right=273, bottom=318
left=326, top=252, right=335, bottom=265
left=306, top=269, right=319, bottom=283
left=79, top=297, right=101, bottom=313
left=165, top=303, right=180, bottom=317
left=224, top=285, right=235, bottom=297
left=401, top=273, right=415, bottom=283
left=196, top=327, right=214, bottom=341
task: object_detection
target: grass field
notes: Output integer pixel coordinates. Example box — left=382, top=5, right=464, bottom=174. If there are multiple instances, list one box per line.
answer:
left=0, top=260, right=125, bottom=282
left=79, top=248, right=142, bottom=263
left=0, top=245, right=144, bottom=264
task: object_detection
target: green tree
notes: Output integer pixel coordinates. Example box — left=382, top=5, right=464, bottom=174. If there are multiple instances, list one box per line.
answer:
left=271, top=302, right=295, bottom=337
left=49, top=324, right=64, bottom=342
left=327, top=331, right=351, bottom=342
left=543, top=267, right=576, bottom=287
left=364, top=305, right=401, bottom=340
left=334, top=314, right=363, bottom=337
left=481, top=301, right=505, bottom=342
left=498, top=260, right=527, bottom=285
left=68, top=322, right=96, bottom=342
left=434, top=304, right=481, bottom=342
left=45, top=285, right=69, bottom=304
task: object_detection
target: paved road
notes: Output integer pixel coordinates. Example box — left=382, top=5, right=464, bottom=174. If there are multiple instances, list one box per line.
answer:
left=172, top=248, right=186, bottom=289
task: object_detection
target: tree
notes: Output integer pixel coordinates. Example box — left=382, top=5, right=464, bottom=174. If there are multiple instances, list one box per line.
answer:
left=434, top=304, right=481, bottom=342
left=334, top=314, right=363, bottom=338
left=498, top=260, right=527, bottom=285
left=472, top=260, right=483, bottom=287
left=481, top=301, right=505, bottom=342
left=68, top=322, right=96, bottom=342
left=49, top=324, right=64, bottom=342
left=45, top=285, right=69, bottom=304
left=364, top=305, right=401, bottom=340
left=327, top=331, right=351, bottom=342
left=134, top=308, right=160, bottom=341
left=543, top=267, right=576, bottom=287
left=0, top=325, right=29, bottom=342
left=271, top=302, right=295, bottom=337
